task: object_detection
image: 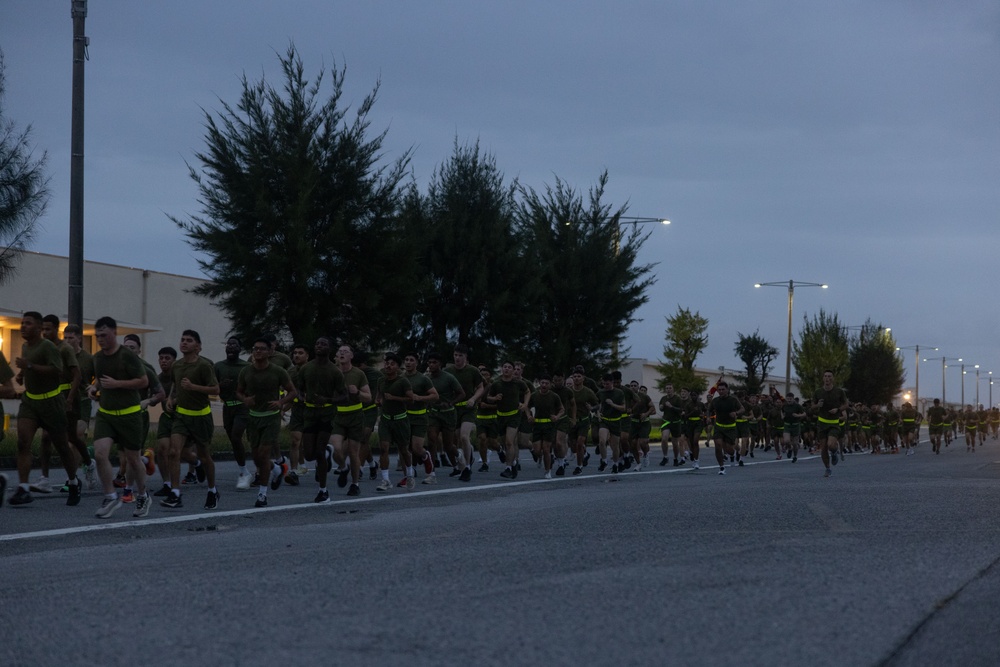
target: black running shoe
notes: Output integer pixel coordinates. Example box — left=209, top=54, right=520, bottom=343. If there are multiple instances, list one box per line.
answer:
left=369, top=465, right=378, bottom=481
left=555, top=465, right=565, bottom=477
left=500, top=468, right=513, bottom=479
left=153, top=484, right=171, bottom=497
left=314, top=489, right=330, bottom=503
left=66, top=479, right=82, bottom=506
left=448, top=468, right=461, bottom=477
left=347, top=483, right=360, bottom=497
left=160, top=493, right=182, bottom=509
left=204, top=490, right=219, bottom=510
left=182, top=471, right=198, bottom=485
left=254, top=496, right=267, bottom=508
left=572, top=466, right=583, bottom=476
left=9, top=486, right=32, bottom=506
left=459, top=467, right=472, bottom=482
left=478, top=463, right=489, bottom=473
left=598, top=460, right=607, bottom=472
left=336, top=468, right=349, bottom=488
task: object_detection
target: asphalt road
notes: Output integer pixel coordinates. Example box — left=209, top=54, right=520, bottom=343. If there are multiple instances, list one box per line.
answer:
left=1, top=439, right=999, bottom=666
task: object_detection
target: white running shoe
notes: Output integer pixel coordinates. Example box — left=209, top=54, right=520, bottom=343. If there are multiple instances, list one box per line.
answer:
left=375, top=479, right=391, bottom=492
left=421, top=474, right=438, bottom=485
left=84, top=460, right=97, bottom=490
left=29, top=477, right=52, bottom=494
left=236, top=471, right=253, bottom=490
left=692, top=460, right=700, bottom=471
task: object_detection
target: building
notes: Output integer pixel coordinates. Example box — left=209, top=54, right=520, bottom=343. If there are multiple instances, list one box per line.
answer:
left=1, top=250, right=232, bottom=420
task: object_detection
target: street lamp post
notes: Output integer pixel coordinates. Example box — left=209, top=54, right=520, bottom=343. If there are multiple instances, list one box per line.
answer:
left=960, top=363, right=977, bottom=407
left=924, top=356, right=961, bottom=407
left=754, top=280, right=828, bottom=394
left=896, top=344, right=937, bottom=409
left=990, top=372, right=994, bottom=408
left=607, top=216, right=670, bottom=359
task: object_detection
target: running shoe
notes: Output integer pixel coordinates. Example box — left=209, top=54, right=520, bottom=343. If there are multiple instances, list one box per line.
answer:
left=421, top=474, right=438, bottom=485
left=405, top=476, right=416, bottom=490
left=133, top=493, right=151, bottom=518
left=543, top=471, right=552, bottom=479
left=66, top=480, right=82, bottom=506
left=831, top=450, right=839, bottom=465
left=121, top=489, right=135, bottom=503
left=182, top=471, right=199, bottom=485
left=824, top=468, right=832, bottom=478
left=204, top=490, right=220, bottom=510
left=598, top=460, right=608, bottom=472
left=500, top=468, right=514, bottom=479
left=9, top=487, right=32, bottom=506
left=195, top=463, right=206, bottom=483
left=660, top=458, right=669, bottom=467
left=460, top=467, right=472, bottom=482
left=422, top=453, right=434, bottom=475
left=113, top=473, right=127, bottom=489
left=236, top=471, right=253, bottom=490
left=85, top=460, right=98, bottom=489
left=295, top=464, right=309, bottom=476
left=396, top=477, right=409, bottom=488
left=478, top=463, right=489, bottom=473
left=142, top=449, right=156, bottom=476
left=572, top=466, right=583, bottom=476
left=285, top=470, right=300, bottom=486
left=95, top=495, right=123, bottom=519
left=718, top=467, right=726, bottom=475
left=254, top=495, right=267, bottom=508
left=272, top=462, right=289, bottom=490
left=336, top=468, right=349, bottom=488
left=555, top=465, right=565, bottom=477
left=347, top=483, right=360, bottom=497
left=153, top=484, right=171, bottom=497
left=369, top=464, right=378, bottom=481
left=448, top=468, right=461, bottom=477
left=375, top=479, right=391, bottom=492
left=314, top=489, right=330, bottom=503
left=160, top=493, right=183, bottom=509
left=30, top=477, right=53, bottom=494
left=692, top=460, right=700, bottom=470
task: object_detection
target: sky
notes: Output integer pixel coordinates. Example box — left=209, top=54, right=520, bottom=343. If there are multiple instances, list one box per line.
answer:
left=3, top=1, right=999, bottom=402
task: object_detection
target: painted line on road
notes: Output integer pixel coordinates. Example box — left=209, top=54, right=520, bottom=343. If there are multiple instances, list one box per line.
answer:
left=0, top=454, right=817, bottom=543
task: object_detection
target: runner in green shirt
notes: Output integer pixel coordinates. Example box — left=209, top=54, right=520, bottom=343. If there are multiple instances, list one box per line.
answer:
left=375, top=352, right=414, bottom=491
left=445, top=344, right=485, bottom=481
left=426, top=351, right=466, bottom=480
left=89, top=316, right=151, bottom=518
left=9, top=312, right=80, bottom=507
left=162, top=329, right=220, bottom=510
left=486, top=361, right=530, bottom=480
left=298, top=336, right=346, bottom=503
left=33, top=314, right=83, bottom=493
left=596, top=374, right=627, bottom=473
left=215, top=337, right=252, bottom=489
left=237, top=337, right=297, bottom=508
left=526, top=374, right=564, bottom=478
left=551, top=371, right=576, bottom=477
left=62, top=324, right=97, bottom=489
left=330, top=344, right=371, bottom=496
left=403, top=352, right=439, bottom=485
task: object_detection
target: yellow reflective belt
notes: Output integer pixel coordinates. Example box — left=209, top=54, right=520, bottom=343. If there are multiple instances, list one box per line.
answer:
left=176, top=405, right=212, bottom=416
left=249, top=409, right=280, bottom=418
left=407, top=408, right=427, bottom=415
left=534, top=418, right=552, bottom=423
left=58, top=383, right=72, bottom=392
left=382, top=412, right=408, bottom=420
left=817, top=416, right=839, bottom=424
left=454, top=400, right=468, bottom=406
left=477, top=414, right=497, bottom=420
left=497, top=409, right=518, bottom=417
left=602, top=415, right=622, bottom=422
left=337, top=403, right=363, bottom=413
left=224, top=400, right=243, bottom=407
left=25, top=389, right=62, bottom=400
left=304, top=402, right=333, bottom=408
left=99, top=404, right=142, bottom=416
left=715, top=422, right=736, bottom=428
left=363, top=404, right=377, bottom=411
left=902, top=418, right=915, bottom=422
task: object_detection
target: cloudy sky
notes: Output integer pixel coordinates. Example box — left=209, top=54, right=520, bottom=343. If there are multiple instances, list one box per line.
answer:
left=3, top=1, right=999, bottom=400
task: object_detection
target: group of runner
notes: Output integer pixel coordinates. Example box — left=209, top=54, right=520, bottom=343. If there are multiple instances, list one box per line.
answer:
left=2, top=313, right=992, bottom=516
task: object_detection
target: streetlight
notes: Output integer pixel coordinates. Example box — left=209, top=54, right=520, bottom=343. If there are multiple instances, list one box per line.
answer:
left=896, top=344, right=937, bottom=408
left=990, top=371, right=994, bottom=408
left=603, top=216, right=670, bottom=359
left=960, top=363, right=977, bottom=406
left=754, top=280, right=828, bottom=394
left=924, top=356, right=960, bottom=407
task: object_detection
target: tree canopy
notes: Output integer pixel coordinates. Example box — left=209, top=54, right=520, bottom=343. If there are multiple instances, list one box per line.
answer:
left=733, top=330, right=779, bottom=396
left=655, top=306, right=709, bottom=392
left=844, top=320, right=903, bottom=405
left=792, top=309, right=850, bottom=397
left=0, top=50, right=48, bottom=285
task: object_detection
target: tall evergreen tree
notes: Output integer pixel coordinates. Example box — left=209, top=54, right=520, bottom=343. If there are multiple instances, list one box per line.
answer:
left=655, top=306, right=709, bottom=392
left=792, top=309, right=850, bottom=397
left=512, top=171, right=656, bottom=375
left=401, top=139, right=521, bottom=366
left=0, top=50, right=48, bottom=284
left=733, top=330, right=779, bottom=396
left=845, top=320, right=903, bottom=405
left=173, top=45, right=414, bottom=348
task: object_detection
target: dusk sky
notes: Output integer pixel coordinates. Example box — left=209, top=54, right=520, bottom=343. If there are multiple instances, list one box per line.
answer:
left=3, top=1, right=999, bottom=401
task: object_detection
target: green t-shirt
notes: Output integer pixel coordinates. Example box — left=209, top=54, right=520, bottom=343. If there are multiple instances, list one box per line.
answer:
left=361, top=366, right=383, bottom=408
left=489, top=378, right=528, bottom=413
left=340, top=366, right=369, bottom=408
left=405, top=371, right=435, bottom=411
left=78, top=348, right=95, bottom=389
left=571, top=386, right=599, bottom=416
left=429, top=370, right=463, bottom=408
left=215, top=358, right=250, bottom=403
left=380, top=375, right=412, bottom=417
left=528, top=390, right=563, bottom=421
left=172, top=356, right=217, bottom=411
left=298, top=360, right=345, bottom=404
left=270, top=352, right=293, bottom=370
left=444, top=363, right=484, bottom=404
left=631, top=392, right=653, bottom=420
left=21, top=338, right=63, bottom=395
left=237, top=362, right=290, bottom=413
left=659, top=393, right=682, bottom=421
left=812, top=387, right=848, bottom=421
left=597, top=388, right=625, bottom=420
left=57, top=341, right=79, bottom=388
left=553, top=385, right=576, bottom=420
left=93, top=346, right=145, bottom=411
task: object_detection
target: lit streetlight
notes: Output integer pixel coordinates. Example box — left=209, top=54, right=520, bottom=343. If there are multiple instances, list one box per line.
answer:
left=960, top=363, right=978, bottom=406
left=754, top=280, right=828, bottom=394
left=924, top=356, right=961, bottom=407
left=896, top=344, right=937, bottom=408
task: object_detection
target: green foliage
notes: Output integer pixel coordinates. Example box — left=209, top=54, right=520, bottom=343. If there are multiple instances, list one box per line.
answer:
left=0, top=50, right=48, bottom=285
left=844, top=320, right=903, bottom=405
left=655, top=306, right=709, bottom=392
left=792, top=309, right=849, bottom=397
left=510, top=171, right=656, bottom=375
left=172, top=44, right=415, bottom=349
left=733, top=330, right=778, bottom=395
left=400, top=138, right=522, bottom=366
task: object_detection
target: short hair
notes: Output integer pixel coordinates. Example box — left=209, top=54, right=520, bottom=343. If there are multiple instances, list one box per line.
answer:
left=227, top=336, right=242, bottom=346
left=182, top=329, right=201, bottom=344
left=454, top=343, right=470, bottom=356
left=612, top=371, right=622, bottom=381
left=23, top=311, right=43, bottom=323
left=717, top=381, right=729, bottom=389
left=64, top=324, right=82, bottom=335
left=427, top=351, right=443, bottom=362
left=403, top=351, right=419, bottom=361
left=253, top=337, right=271, bottom=348
left=602, top=373, right=614, bottom=381
left=42, top=314, right=61, bottom=327
left=383, top=351, right=402, bottom=365
left=537, top=373, right=552, bottom=382
left=158, top=346, right=178, bottom=359
left=94, top=316, right=117, bottom=330
left=292, top=344, right=309, bottom=354
left=123, top=333, right=141, bottom=347
left=573, top=365, right=585, bottom=374
left=261, top=332, right=277, bottom=344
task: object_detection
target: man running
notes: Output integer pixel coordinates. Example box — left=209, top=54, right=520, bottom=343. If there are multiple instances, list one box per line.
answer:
left=215, top=337, right=252, bottom=489
left=812, top=370, right=849, bottom=477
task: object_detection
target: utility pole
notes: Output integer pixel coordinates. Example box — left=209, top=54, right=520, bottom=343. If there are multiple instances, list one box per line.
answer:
left=68, top=0, right=88, bottom=329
